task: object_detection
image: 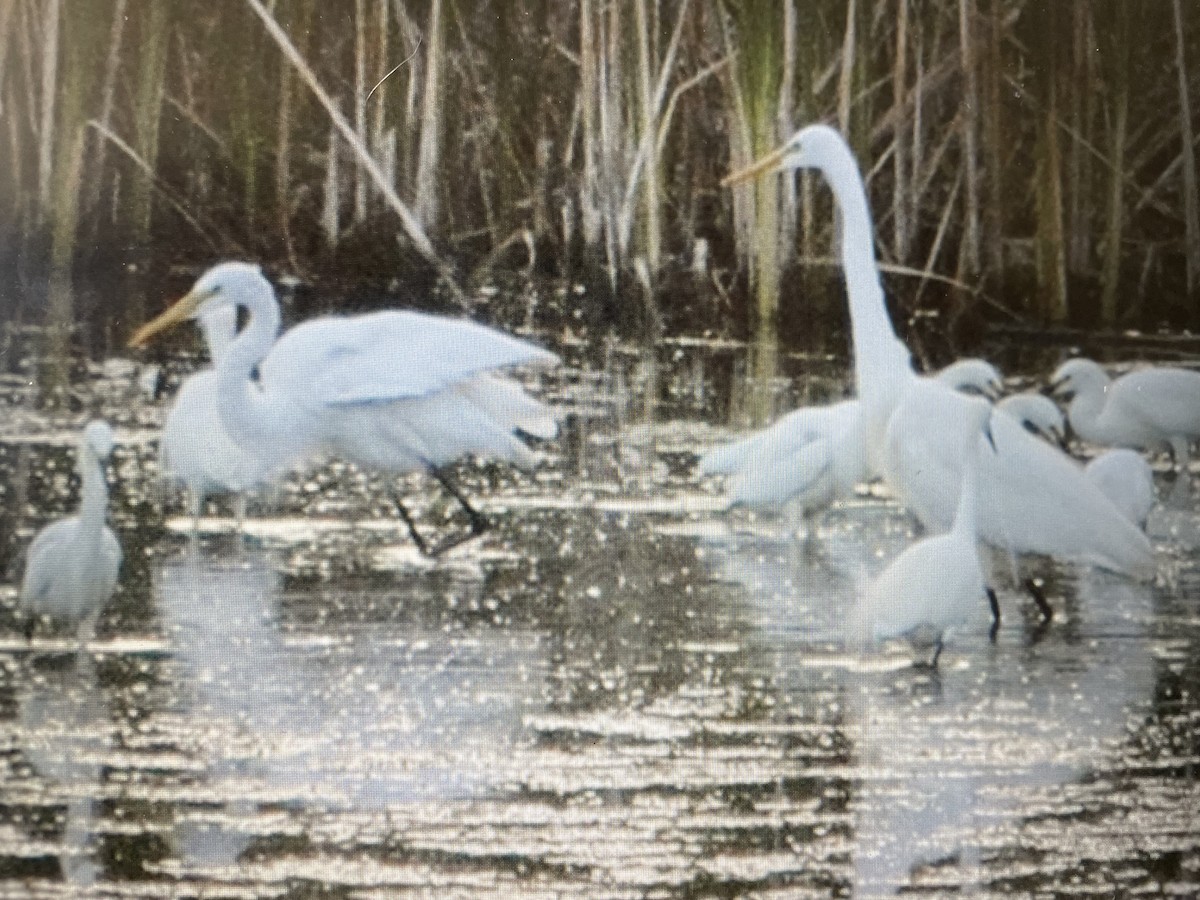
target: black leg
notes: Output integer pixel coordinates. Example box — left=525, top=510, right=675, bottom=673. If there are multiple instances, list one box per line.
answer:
left=430, top=467, right=490, bottom=536
left=930, top=636, right=944, bottom=669
left=986, top=586, right=1001, bottom=639
left=24, top=616, right=35, bottom=643
left=390, top=490, right=431, bottom=556
left=1023, top=577, right=1054, bottom=622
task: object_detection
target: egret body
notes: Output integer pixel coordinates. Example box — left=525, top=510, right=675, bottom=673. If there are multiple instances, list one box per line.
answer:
left=20, top=421, right=122, bottom=644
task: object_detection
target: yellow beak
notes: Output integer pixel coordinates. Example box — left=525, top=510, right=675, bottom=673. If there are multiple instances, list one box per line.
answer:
left=128, top=288, right=206, bottom=348
left=721, top=145, right=790, bottom=188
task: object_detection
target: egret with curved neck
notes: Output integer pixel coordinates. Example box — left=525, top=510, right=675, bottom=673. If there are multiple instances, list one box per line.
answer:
left=131, top=262, right=561, bottom=555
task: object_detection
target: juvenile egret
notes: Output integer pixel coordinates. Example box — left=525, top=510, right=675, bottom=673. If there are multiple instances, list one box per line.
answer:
left=851, top=398, right=994, bottom=667
left=130, top=262, right=560, bottom=554
left=159, top=303, right=271, bottom=528
left=1049, top=357, right=1200, bottom=485
left=725, top=125, right=1155, bottom=597
left=20, top=421, right=122, bottom=645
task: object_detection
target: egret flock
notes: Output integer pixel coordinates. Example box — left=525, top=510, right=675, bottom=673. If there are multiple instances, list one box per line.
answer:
left=14, top=123, right=1196, bottom=667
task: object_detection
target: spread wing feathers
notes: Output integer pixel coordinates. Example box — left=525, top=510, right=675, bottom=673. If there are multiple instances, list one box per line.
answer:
left=1114, top=368, right=1200, bottom=437
left=699, top=400, right=857, bottom=477
left=262, top=311, right=560, bottom=411
left=725, top=438, right=834, bottom=510
left=330, top=390, right=542, bottom=471
left=454, top=373, right=560, bottom=440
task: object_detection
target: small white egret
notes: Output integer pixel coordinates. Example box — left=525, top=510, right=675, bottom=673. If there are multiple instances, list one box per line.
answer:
left=20, top=421, right=122, bottom=645
left=851, top=398, right=995, bottom=668
left=997, top=393, right=1155, bottom=529
left=131, top=262, right=560, bottom=555
left=996, top=392, right=1068, bottom=448
left=159, top=303, right=271, bottom=529
left=1050, top=357, right=1200, bottom=485
left=725, top=125, right=1155, bottom=608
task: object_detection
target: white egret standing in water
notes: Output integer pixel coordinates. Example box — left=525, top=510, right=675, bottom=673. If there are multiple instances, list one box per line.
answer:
left=160, top=303, right=270, bottom=530
left=851, top=397, right=995, bottom=668
left=1049, top=357, right=1200, bottom=493
left=723, top=125, right=1154, bottom=620
left=20, top=421, right=122, bottom=646
left=996, top=392, right=1068, bottom=448
left=698, top=359, right=1001, bottom=537
left=130, top=262, right=560, bottom=555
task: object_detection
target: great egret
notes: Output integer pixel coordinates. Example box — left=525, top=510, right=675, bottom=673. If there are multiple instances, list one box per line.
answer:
left=698, top=358, right=1000, bottom=524
left=20, top=421, right=122, bottom=645
left=130, top=262, right=560, bottom=555
left=724, top=125, right=1155, bottom=599
left=159, top=303, right=271, bottom=529
left=1049, top=357, right=1200, bottom=486
left=851, top=398, right=995, bottom=667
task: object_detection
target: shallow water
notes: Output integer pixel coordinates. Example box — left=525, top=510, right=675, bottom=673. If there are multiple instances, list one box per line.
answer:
left=1, top=350, right=1199, bottom=898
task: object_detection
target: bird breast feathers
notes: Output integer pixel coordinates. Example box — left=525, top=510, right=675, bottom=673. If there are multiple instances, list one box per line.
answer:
left=262, top=311, right=559, bottom=410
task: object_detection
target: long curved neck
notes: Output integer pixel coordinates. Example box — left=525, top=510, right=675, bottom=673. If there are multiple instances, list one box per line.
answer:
left=821, top=149, right=912, bottom=400
left=77, top=445, right=108, bottom=538
left=215, top=282, right=284, bottom=452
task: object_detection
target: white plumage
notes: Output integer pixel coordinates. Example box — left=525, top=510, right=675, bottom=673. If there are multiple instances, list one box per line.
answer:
left=1050, top=357, right=1200, bottom=478
left=1084, top=449, right=1156, bottom=530
left=727, top=124, right=1154, bottom=583
left=160, top=304, right=270, bottom=523
left=852, top=397, right=993, bottom=666
left=20, top=421, right=122, bottom=643
left=131, top=262, right=560, bottom=553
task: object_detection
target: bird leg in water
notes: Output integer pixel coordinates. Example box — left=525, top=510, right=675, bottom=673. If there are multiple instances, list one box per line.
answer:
left=929, top=636, right=944, bottom=669
left=390, top=468, right=491, bottom=557
left=1023, top=577, right=1054, bottom=622
left=986, top=587, right=1001, bottom=640
left=390, top=491, right=432, bottom=556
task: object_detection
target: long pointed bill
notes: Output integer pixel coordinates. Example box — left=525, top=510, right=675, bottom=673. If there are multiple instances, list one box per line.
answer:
left=721, top=145, right=789, bottom=188
left=128, top=289, right=206, bottom=348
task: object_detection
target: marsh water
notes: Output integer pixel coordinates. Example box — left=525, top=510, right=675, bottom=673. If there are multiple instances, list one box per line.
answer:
left=1, top=335, right=1199, bottom=898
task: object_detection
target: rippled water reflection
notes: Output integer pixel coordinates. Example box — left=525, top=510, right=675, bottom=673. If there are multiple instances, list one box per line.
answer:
left=1, top=350, right=1199, bottom=897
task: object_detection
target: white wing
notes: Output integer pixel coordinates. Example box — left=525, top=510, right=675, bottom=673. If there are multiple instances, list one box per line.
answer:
left=1112, top=368, right=1200, bottom=438
left=699, top=400, right=857, bottom=476
left=261, top=311, right=560, bottom=411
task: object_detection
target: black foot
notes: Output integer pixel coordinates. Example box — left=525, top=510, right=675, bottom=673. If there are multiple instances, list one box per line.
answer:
left=1023, top=577, right=1054, bottom=622
left=24, top=617, right=35, bottom=643
left=986, top=587, right=1001, bottom=640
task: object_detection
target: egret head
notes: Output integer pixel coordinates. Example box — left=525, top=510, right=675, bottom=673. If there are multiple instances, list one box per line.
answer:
left=722, top=124, right=850, bottom=187
left=1047, top=358, right=1109, bottom=401
left=129, top=261, right=268, bottom=348
left=936, top=358, right=1004, bottom=401
left=998, top=393, right=1067, bottom=448
left=83, top=420, right=115, bottom=460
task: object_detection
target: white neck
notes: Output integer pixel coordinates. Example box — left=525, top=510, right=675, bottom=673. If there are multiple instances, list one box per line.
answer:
left=953, top=446, right=979, bottom=536
left=77, top=443, right=109, bottom=539
left=214, top=279, right=288, bottom=454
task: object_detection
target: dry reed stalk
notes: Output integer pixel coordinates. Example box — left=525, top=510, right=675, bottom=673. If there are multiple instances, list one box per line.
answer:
left=1171, top=0, right=1200, bottom=292
left=413, top=0, right=444, bottom=228
left=36, top=0, right=61, bottom=218
left=242, top=0, right=463, bottom=301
